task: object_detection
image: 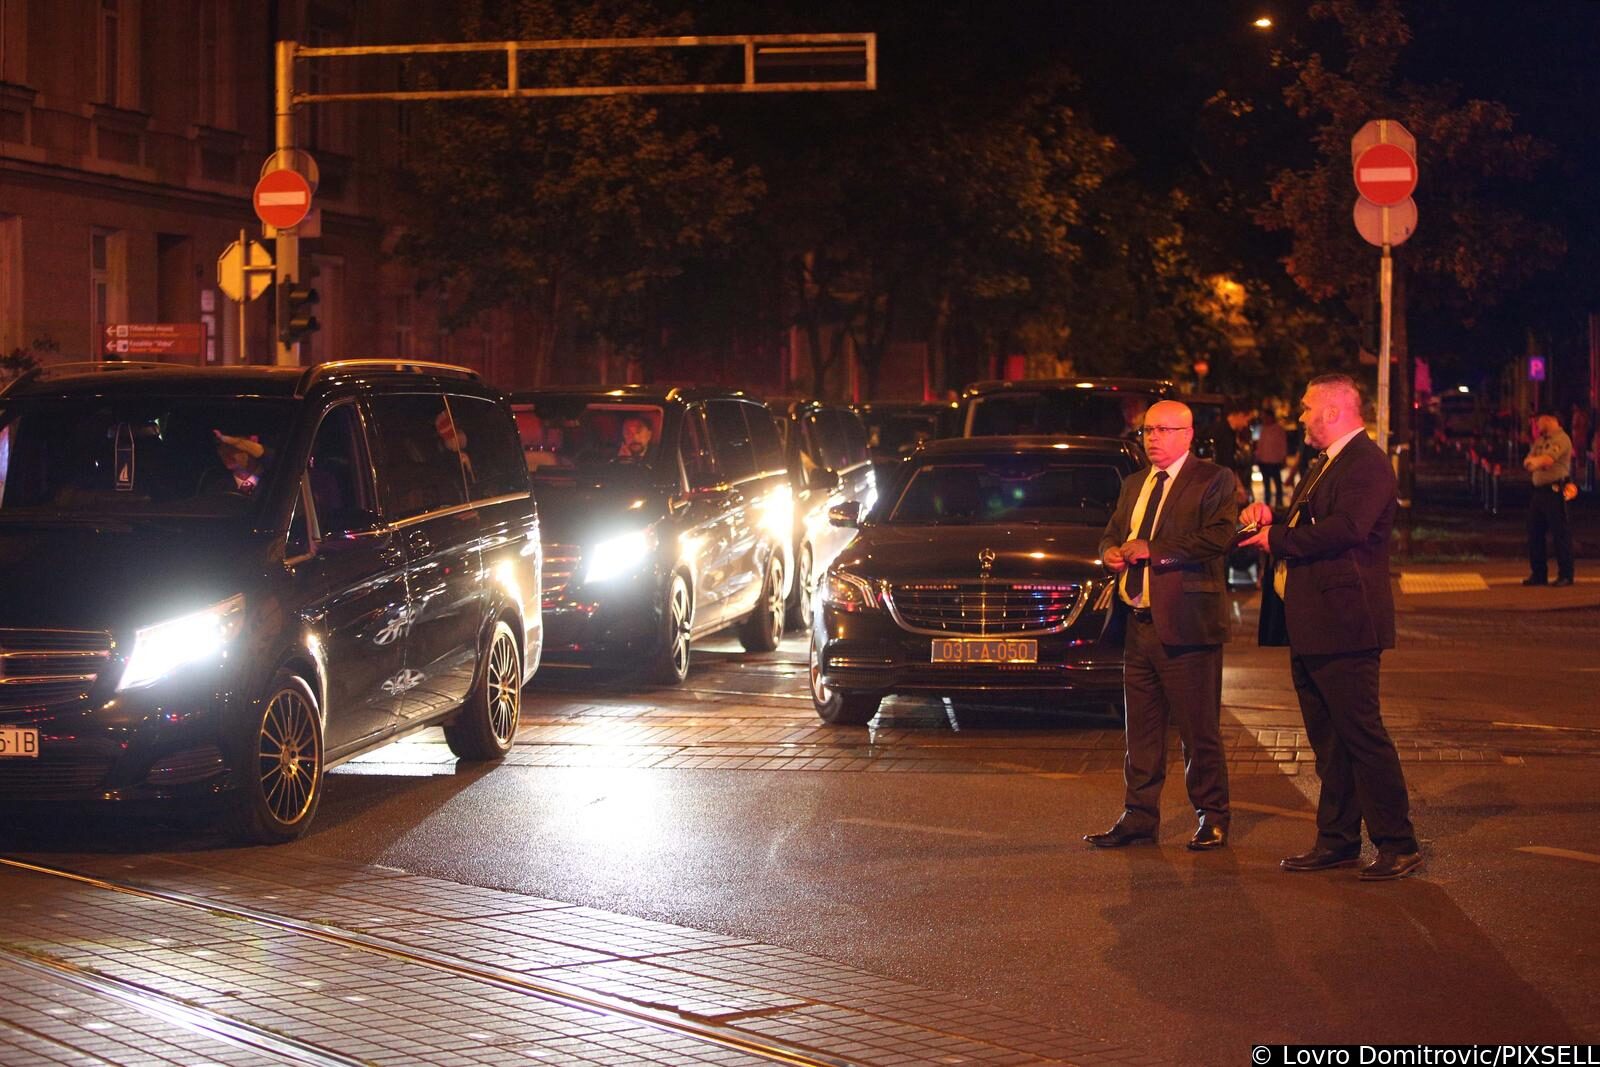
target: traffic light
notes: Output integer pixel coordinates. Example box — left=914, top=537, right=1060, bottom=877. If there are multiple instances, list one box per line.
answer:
left=277, top=278, right=320, bottom=347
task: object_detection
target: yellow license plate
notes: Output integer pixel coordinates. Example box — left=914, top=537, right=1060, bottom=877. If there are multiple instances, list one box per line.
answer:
left=0, top=727, right=40, bottom=758
left=930, top=639, right=1038, bottom=664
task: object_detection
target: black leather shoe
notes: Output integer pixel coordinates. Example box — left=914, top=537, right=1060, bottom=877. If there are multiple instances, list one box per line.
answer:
left=1359, top=850, right=1424, bottom=881
left=1187, top=824, right=1228, bottom=851
left=1280, top=845, right=1361, bottom=872
left=1521, top=576, right=1548, bottom=587
left=1552, top=577, right=1575, bottom=587
left=1084, top=824, right=1156, bottom=848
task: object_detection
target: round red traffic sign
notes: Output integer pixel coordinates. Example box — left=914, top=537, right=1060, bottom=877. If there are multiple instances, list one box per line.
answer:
left=1353, top=142, right=1417, bottom=207
left=253, top=168, right=312, bottom=230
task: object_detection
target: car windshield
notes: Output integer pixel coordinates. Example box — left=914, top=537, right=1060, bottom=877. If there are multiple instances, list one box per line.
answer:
left=512, top=396, right=665, bottom=483
left=887, top=457, right=1125, bottom=525
left=0, top=395, right=292, bottom=521
left=967, top=390, right=1157, bottom=438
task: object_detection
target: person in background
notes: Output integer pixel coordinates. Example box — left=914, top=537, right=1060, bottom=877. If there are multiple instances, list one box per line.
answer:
left=210, top=430, right=266, bottom=495
left=1522, top=411, right=1574, bottom=587
left=1255, top=406, right=1288, bottom=509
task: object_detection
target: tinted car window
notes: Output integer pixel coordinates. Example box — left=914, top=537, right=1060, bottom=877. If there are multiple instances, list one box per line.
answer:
left=746, top=405, right=786, bottom=474
left=369, top=393, right=469, bottom=520
left=888, top=458, right=1125, bottom=525
left=0, top=396, right=290, bottom=518
left=968, top=391, right=1154, bottom=438
left=511, top=395, right=665, bottom=479
left=308, top=403, right=379, bottom=534
left=680, top=407, right=717, bottom=488
left=706, top=400, right=756, bottom=481
left=447, top=395, right=529, bottom=499
left=804, top=410, right=849, bottom=470
left=839, top=410, right=870, bottom=466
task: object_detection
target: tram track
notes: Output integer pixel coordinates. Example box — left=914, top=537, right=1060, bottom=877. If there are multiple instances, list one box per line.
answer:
left=0, top=856, right=856, bottom=1067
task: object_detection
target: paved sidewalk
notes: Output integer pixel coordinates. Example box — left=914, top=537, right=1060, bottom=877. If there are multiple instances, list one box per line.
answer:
left=1392, top=559, right=1600, bottom=612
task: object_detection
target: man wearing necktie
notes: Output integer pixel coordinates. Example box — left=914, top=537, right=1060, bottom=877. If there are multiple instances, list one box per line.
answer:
left=1086, top=400, right=1239, bottom=851
left=1239, top=374, right=1421, bottom=881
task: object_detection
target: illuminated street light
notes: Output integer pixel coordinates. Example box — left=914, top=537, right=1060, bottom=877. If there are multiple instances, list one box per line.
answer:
left=1252, top=16, right=1274, bottom=29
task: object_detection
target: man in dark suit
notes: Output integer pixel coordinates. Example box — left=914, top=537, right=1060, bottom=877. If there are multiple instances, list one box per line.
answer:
left=1086, top=400, right=1240, bottom=851
left=1239, top=373, right=1422, bottom=881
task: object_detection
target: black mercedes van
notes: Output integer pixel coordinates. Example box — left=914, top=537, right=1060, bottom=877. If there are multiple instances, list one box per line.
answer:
left=510, top=386, right=792, bottom=684
left=0, top=360, right=542, bottom=842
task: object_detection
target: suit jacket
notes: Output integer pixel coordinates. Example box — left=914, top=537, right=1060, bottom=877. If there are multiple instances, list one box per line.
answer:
left=1099, top=456, right=1239, bottom=647
left=1257, top=432, right=1396, bottom=653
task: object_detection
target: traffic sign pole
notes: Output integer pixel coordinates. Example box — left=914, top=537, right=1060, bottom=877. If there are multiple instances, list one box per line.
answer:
left=275, top=40, right=300, bottom=367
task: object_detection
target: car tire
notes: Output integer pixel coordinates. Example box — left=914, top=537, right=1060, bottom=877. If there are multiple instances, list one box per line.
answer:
left=784, top=545, right=813, bottom=634
left=808, top=631, right=880, bottom=725
left=444, top=619, right=522, bottom=760
left=229, top=671, right=323, bottom=844
left=645, top=573, right=694, bottom=685
left=739, top=550, right=786, bottom=653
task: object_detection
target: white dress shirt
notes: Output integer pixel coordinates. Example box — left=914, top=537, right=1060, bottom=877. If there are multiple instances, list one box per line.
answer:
left=1118, top=451, right=1189, bottom=608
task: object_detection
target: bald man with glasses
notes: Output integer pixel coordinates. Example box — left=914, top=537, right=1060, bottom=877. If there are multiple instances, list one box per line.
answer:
left=1087, top=400, right=1240, bottom=851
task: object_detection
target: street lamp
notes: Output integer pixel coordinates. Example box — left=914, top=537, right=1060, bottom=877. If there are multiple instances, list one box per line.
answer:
left=1252, top=15, right=1274, bottom=29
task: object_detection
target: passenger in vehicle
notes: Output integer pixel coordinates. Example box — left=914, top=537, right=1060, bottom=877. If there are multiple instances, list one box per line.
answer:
left=616, top=415, right=654, bottom=461
left=208, top=430, right=267, bottom=495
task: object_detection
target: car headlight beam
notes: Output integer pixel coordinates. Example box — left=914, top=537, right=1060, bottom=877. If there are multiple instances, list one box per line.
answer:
left=585, top=529, right=655, bottom=583
left=118, top=594, right=247, bottom=691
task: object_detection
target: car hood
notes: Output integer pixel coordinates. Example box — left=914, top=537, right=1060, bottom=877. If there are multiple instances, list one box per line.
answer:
left=0, top=521, right=270, bottom=633
left=833, top=524, right=1109, bottom=583
left=532, top=480, right=671, bottom=546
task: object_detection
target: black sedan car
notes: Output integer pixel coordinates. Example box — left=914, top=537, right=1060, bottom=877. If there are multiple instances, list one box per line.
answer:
left=809, top=436, right=1140, bottom=724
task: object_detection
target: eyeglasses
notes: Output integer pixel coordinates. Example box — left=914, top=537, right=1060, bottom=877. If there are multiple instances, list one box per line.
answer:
left=1140, top=425, right=1192, bottom=437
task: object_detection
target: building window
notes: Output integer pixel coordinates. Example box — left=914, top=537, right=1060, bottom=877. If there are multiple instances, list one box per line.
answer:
left=91, top=229, right=126, bottom=361
left=0, top=215, right=20, bottom=360
left=99, top=0, right=121, bottom=106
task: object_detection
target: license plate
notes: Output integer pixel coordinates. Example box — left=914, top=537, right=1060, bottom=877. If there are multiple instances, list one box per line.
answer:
left=0, top=727, right=40, bottom=758
left=930, top=639, right=1038, bottom=664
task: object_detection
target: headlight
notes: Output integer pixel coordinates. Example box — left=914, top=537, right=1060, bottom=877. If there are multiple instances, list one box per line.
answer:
left=118, top=594, right=246, bottom=691
left=585, top=529, right=655, bottom=583
left=821, top=571, right=878, bottom=612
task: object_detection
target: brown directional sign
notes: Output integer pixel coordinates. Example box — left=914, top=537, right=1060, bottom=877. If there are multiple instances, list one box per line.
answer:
left=103, top=324, right=204, bottom=357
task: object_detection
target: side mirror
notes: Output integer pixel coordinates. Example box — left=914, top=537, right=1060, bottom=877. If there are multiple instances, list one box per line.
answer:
left=827, top=501, right=861, bottom=528
left=807, top=467, right=840, bottom=493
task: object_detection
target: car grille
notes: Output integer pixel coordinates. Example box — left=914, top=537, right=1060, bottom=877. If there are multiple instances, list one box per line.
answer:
left=0, top=628, right=113, bottom=713
left=884, top=582, right=1086, bottom=636
left=542, top=543, right=581, bottom=606
left=0, top=754, right=115, bottom=795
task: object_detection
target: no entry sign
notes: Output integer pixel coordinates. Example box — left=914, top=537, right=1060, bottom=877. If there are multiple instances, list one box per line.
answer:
left=1353, top=142, right=1418, bottom=207
left=253, top=168, right=312, bottom=230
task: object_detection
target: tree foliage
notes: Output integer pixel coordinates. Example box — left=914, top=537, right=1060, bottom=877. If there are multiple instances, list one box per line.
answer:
left=397, top=0, right=763, bottom=377
left=1255, top=0, right=1564, bottom=318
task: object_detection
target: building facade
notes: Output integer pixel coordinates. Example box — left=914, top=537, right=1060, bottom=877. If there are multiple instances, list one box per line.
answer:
left=0, top=0, right=527, bottom=383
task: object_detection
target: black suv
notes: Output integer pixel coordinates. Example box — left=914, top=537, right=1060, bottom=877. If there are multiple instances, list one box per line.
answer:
left=961, top=378, right=1178, bottom=441
left=511, top=387, right=792, bottom=684
left=766, top=399, right=878, bottom=630
left=0, top=360, right=542, bottom=842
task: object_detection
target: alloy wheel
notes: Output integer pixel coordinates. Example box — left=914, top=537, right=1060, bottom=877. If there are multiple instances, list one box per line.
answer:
left=257, top=686, right=320, bottom=828
left=669, top=578, right=692, bottom=678
left=487, top=629, right=521, bottom=745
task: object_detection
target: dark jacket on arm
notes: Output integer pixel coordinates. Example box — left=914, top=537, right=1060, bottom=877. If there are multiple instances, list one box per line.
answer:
left=1258, top=432, right=1396, bottom=653
left=1099, top=457, right=1240, bottom=647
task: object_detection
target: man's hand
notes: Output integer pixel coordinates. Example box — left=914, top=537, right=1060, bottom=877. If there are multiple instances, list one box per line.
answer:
left=1526, top=453, right=1555, bottom=471
left=1239, top=501, right=1274, bottom=527
left=1103, top=546, right=1128, bottom=573
left=1237, top=527, right=1272, bottom=550
left=1121, top=539, right=1151, bottom=563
